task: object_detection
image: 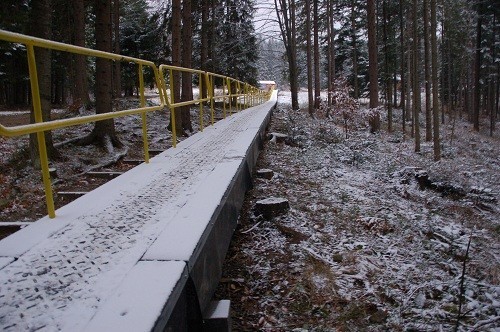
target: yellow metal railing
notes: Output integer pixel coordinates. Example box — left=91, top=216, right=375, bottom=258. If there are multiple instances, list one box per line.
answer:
left=0, top=29, right=269, bottom=218
left=158, top=65, right=268, bottom=147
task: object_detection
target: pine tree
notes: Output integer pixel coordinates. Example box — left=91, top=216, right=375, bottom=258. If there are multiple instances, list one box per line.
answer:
left=220, top=0, right=258, bottom=85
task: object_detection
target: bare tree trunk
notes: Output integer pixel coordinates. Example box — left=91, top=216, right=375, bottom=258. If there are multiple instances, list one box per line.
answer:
left=473, top=2, right=482, bottom=131
left=275, top=0, right=299, bottom=110
left=305, top=0, right=314, bottom=115
left=72, top=0, right=89, bottom=110
left=431, top=0, right=440, bottom=160
left=351, top=0, right=359, bottom=99
left=423, top=0, right=432, bottom=141
left=399, top=0, right=406, bottom=134
left=169, top=0, right=183, bottom=137
left=313, top=0, right=321, bottom=110
left=367, top=0, right=379, bottom=132
left=290, top=0, right=298, bottom=110
left=490, top=11, right=497, bottom=136
left=112, top=0, right=121, bottom=98
left=407, top=35, right=413, bottom=127
left=85, top=0, right=122, bottom=151
left=327, top=0, right=335, bottom=110
left=181, top=0, right=193, bottom=133
left=412, top=0, right=420, bottom=152
left=209, top=0, right=216, bottom=73
left=200, top=0, right=209, bottom=99
left=29, top=0, right=58, bottom=165
left=383, top=0, right=392, bottom=132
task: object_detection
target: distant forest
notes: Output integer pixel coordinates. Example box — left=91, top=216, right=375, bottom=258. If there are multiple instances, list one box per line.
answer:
left=0, top=0, right=259, bottom=107
left=0, top=0, right=498, bottom=156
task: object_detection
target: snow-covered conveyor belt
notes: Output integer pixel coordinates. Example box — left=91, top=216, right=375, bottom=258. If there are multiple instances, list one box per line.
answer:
left=0, top=91, right=277, bottom=331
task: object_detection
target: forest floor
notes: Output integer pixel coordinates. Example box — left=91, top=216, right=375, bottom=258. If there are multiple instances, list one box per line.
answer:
left=214, top=91, right=499, bottom=331
left=0, top=92, right=499, bottom=331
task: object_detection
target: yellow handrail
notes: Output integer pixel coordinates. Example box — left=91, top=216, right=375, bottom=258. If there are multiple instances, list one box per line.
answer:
left=0, top=29, right=269, bottom=219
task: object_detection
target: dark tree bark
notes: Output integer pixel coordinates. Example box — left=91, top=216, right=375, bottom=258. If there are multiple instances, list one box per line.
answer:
left=412, top=0, right=421, bottom=152
left=473, top=1, right=482, bottom=131
left=400, top=1, right=407, bottom=119
left=383, top=0, right=393, bottom=132
left=275, top=0, right=299, bottom=110
left=29, top=0, right=59, bottom=165
left=169, top=0, right=183, bottom=137
left=423, top=0, right=432, bottom=141
left=327, top=0, right=335, bottom=109
left=82, top=0, right=122, bottom=151
left=313, top=0, right=321, bottom=110
left=351, top=0, right=359, bottom=99
left=431, top=0, right=440, bottom=160
left=72, top=0, right=89, bottom=110
left=305, top=0, right=314, bottom=115
left=367, top=0, right=380, bottom=132
left=209, top=0, right=217, bottom=75
left=493, top=11, right=499, bottom=136
left=406, top=16, right=412, bottom=124
left=200, top=0, right=209, bottom=99
left=489, top=11, right=500, bottom=137
left=180, top=0, right=193, bottom=133
left=112, top=0, right=121, bottom=98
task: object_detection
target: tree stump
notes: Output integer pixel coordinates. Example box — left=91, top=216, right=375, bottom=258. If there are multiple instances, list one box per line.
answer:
left=255, top=197, right=290, bottom=219
left=49, top=167, right=58, bottom=178
left=256, top=169, right=274, bottom=180
left=415, top=170, right=431, bottom=190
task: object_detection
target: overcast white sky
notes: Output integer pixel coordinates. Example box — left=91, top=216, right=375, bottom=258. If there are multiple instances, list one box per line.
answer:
left=254, top=0, right=281, bottom=40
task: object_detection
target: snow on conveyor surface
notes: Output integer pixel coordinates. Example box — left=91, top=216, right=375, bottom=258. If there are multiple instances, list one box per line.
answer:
left=0, top=94, right=276, bottom=331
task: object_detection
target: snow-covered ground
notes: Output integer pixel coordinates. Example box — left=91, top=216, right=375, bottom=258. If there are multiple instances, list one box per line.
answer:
left=215, top=90, right=499, bottom=331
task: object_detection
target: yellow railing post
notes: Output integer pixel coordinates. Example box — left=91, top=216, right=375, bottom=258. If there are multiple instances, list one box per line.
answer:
left=138, top=64, right=150, bottom=163
left=227, top=77, right=232, bottom=115
left=222, top=77, right=229, bottom=119
left=26, top=43, right=56, bottom=218
left=246, top=84, right=249, bottom=108
left=236, top=81, right=241, bottom=112
left=205, top=72, right=214, bottom=125
left=250, top=85, right=254, bottom=107
left=168, top=68, right=177, bottom=148
left=199, top=73, right=204, bottom=132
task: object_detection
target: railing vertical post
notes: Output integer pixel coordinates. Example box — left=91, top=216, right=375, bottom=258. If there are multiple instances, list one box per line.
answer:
left=199, top=73, right=204, bottom=132
left=236, top=81, right=241, bottom=112
left=227, top=77, right=232, bottom=115
left=222, top=77, right=226, bottom=118
left=251, top=87, right=253, bottom=107
left=169, top=68, right=177, bottom=148
left=26, top=43, right=55, bottom=218
left=205, top=72, right=214, bottom=125
left=154, top=67, right=166, bottom=107
left=241, top=82, right=243, bottom=111
left=250, top=85, right=253, bottom=107
left=138, top=64, right=150, bottom=163
left=243, top=84, right=246, bottom=109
